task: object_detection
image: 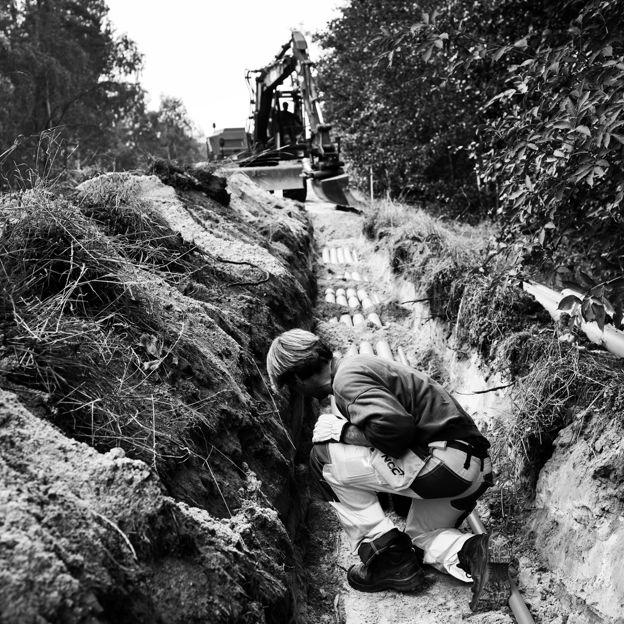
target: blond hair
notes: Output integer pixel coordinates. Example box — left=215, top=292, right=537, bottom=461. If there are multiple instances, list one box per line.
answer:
left=266, top=329, right=331, bottom=392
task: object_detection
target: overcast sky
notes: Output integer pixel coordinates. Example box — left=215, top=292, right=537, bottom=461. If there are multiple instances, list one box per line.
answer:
left=105, top=0, right=345, bottom=137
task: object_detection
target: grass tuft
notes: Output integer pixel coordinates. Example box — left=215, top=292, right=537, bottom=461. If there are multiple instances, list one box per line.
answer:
left=491, top=331, right=623, bottom=500
left=364, top=198, right=490, bottom=322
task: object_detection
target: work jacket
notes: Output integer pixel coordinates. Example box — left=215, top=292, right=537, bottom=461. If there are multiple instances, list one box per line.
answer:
left=331, top=354, right=489, bottom=458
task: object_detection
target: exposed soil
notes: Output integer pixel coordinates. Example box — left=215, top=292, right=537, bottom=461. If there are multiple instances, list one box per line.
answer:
left=0, top=169, right=316, bottom=623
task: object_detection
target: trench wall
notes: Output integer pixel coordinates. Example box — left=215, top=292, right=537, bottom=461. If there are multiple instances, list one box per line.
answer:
left=374, top=254, right=624, bottom=624
left=0, top=168, right=317, bottom=624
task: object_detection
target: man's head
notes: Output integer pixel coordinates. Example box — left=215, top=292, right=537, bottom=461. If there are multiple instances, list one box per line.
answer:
left=266, top=329, right=333, bottom=398
left=282, top=102, right=289, bottom=111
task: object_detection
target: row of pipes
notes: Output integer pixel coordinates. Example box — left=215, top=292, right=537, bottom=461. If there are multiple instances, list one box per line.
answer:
left=325, top=286, right=383, bottom=328
left=321, top=246, right=361, bottom=265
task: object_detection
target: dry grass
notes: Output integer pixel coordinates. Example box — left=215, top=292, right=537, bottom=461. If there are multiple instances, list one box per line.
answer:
left=454, top=275, right=551, bottom=361
left=363, top=198, right=491, bottom=321
left=490, top=331, right=624, bottom=500
left=0, top=185, right=253, bottom=516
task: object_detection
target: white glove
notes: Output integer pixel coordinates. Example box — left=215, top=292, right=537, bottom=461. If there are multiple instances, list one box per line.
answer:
left=312, top=412, right=348, bottom=443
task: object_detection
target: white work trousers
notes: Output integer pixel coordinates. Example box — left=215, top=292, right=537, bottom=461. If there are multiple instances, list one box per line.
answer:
left=319, top=441, right=493, bottom=582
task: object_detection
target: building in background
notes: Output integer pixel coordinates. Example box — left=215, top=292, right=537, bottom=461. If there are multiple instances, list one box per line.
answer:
left=206, top=127, right=247, bottom=161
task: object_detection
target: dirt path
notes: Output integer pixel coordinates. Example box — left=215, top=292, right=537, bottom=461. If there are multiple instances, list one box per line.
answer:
left=303, top=196, right=514, bottom=624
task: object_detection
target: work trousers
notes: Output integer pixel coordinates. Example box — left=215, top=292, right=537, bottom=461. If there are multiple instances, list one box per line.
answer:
left=309, top=441, right=493, bottom=582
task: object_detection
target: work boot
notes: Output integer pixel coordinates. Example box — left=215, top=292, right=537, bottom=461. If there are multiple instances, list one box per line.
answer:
left=458, top=533, right=510, bottom=611
left=458, top=533, right=490, bottom=610
left=347, top=528, right=427, bottom=593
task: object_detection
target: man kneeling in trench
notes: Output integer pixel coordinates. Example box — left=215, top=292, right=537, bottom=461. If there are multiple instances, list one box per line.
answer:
left=266, top=329, right=495, bottom=610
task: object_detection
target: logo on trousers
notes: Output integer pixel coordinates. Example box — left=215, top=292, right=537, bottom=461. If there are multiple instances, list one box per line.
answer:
left=382, top=454, right=404, bottom=476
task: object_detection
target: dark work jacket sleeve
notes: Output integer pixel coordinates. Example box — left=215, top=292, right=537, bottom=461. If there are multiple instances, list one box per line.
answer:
left=343, top=387, right=415, bottom=457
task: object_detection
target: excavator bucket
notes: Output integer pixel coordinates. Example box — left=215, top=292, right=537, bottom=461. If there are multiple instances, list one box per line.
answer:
left=311, top=173, right=359, bottom=207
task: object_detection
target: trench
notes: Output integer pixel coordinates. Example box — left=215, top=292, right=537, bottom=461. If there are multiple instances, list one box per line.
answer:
left=296, top=196, right=534, bottom=624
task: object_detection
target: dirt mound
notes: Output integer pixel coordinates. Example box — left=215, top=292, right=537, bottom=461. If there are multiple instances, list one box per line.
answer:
left=0, top=389, right=293, bottom=623
left=0, top=169, right=315, bottom=622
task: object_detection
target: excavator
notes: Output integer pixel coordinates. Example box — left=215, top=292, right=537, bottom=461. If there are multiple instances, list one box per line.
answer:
left=235, top=30, right=357, bottom=207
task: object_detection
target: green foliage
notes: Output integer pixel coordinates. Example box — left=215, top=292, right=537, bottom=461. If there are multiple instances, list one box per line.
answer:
left=0, top=1, right=203, bottom=183
left=319, top=0, right=624, bottom=281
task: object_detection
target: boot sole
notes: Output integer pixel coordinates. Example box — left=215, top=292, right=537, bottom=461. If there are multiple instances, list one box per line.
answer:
left=347, top=567, right=427, bottom=593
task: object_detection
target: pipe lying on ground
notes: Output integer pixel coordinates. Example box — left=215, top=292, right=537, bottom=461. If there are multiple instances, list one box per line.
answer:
left=343, top=249, right=354, bottom=264
left=339, top=314, right=353, bottom=327
left=352, top=313, right=366, bottom=327
left=375, top=340, right=394, bottom=362
left=329, top=248, right=338, bottom=265
left=336, top=248, right=346, bottom=264
left=359, top=341, right=374, bottom=356
left=523, top=280, right=624, bottom=358
left=367, top=313, right=382, bottom=327
left=325, top=292, right=336, bottom=303
left=322, top=248, right=330, bottom=264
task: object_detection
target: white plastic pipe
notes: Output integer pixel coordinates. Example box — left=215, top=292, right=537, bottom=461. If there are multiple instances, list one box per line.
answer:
left=360, top=297, right=374, bottom=310
left=352, top=313, right=366, bottom=327
left=325, top=292, right=336, bottom=304
left=336, top=247, right=346, bottom=264
left=348, top=296, right=360, bottom=309
left=346, top=288, right=358, bottom=299
left=367, top=313, right=382, bottom=328
left=329, top=248, right=338, bottom=265
left=336, top=288, right=346, bottom=297
left=375, top=340, right=394, bottom=362
left=336, top=294, right=349, bottom=307
left=343, top=249, right=355, bottom=264
left=322, top=248, right=330, bottom=264
left=523, top=280, right=624, bottom=358
left=339, top=314, right=353, bottom=327
left=359, top=341, right=374, bottom=356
